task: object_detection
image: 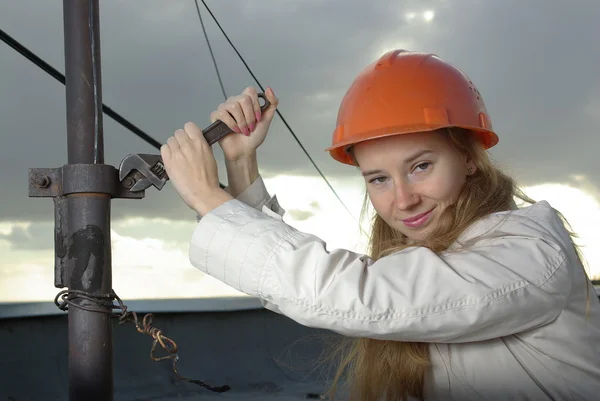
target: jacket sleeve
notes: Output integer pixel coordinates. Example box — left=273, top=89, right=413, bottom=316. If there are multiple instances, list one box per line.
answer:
left=189, top=199, right=571, bottom=343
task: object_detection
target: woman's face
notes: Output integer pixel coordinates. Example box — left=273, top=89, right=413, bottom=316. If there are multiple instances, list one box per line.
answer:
left=353, top=130, right=476, bottom=242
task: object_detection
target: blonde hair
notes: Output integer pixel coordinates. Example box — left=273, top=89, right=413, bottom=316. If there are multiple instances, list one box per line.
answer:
left=323, top=128, right=590, bottom=401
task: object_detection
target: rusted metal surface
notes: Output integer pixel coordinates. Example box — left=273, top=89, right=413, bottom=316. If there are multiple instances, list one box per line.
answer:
left=25, top=1, right=116, bottom=399
left=63, top=0, right=104, bottom=164
left=66, top=195, right=114, bottom=401
left=28, top=165, right=143, bottom=289
left=28, top=168, right=63, bottom=197
left=29, top=165, right=145, bottom=199
left=61, top=2, right=115, bottom=397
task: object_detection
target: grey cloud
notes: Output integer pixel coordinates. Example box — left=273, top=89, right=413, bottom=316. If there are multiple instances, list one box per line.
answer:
left=0, top=223, right=53, bottom=250
left=1, top=0, right=599, bottom=224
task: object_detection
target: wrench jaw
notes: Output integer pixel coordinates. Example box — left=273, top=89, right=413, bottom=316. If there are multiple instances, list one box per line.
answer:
left=118, top=153, right=169, bottom=193
left=129, top=173, right=168, bottom=192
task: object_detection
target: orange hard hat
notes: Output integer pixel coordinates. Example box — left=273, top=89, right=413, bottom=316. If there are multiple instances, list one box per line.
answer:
left=326, top=50, right=499, bottom=165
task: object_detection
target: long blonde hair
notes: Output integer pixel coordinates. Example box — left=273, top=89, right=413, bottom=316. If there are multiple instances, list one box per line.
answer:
left=323, top=128, right=589, bottom=401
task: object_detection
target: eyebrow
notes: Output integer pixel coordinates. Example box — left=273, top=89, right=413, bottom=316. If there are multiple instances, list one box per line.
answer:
left=361, top=149, right=435, bottom=177
left=362, top=169, right=384, bottom=177
left=405, top=149, right=435, bottom=164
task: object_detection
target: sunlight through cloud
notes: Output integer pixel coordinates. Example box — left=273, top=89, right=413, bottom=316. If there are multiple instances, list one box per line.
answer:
left=423, top=10, right=435, bottom=22
left=404, top=9, right=435, bottom=23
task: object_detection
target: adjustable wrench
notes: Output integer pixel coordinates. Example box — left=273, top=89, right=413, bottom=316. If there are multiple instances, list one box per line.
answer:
left=118, top=93, right=270, bottom=193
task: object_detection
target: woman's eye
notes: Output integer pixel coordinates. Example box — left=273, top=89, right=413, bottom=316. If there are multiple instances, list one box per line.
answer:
left=414, top=162, right=430, bottom=172
left=369, top=176, right=387, bottom=184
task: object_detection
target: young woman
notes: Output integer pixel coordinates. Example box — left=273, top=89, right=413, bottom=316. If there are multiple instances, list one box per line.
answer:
left=160, top=50, right=600, bottom=400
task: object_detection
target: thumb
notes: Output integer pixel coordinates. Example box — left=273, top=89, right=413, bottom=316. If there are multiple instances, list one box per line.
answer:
left=261, top=87, right=278, bottom=123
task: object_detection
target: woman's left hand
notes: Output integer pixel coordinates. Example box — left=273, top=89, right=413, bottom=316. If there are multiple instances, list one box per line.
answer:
left=161, top=122, right=233, bottom=216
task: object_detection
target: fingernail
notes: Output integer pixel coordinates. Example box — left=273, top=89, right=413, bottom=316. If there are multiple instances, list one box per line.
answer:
left=249, top=123, right=255, bottom=132
left=242, top=126, right=249, bottom=136
left=255, top=111, right=261, bottom=123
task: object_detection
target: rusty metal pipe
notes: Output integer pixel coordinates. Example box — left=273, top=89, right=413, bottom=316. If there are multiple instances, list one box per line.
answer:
left=64, top=0, right=104, bottom=165
left=62, top=1, right=114, bottom=400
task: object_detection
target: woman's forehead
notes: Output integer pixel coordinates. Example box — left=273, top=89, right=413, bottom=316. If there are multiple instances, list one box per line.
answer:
left=353, top=131, right=448, bottom=158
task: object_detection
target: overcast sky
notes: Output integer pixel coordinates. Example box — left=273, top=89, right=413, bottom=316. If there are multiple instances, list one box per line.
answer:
left=1, top=0, right=599, bottom=302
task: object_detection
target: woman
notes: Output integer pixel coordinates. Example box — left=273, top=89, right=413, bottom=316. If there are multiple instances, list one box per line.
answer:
left=160, top=50, right=600, bottom=400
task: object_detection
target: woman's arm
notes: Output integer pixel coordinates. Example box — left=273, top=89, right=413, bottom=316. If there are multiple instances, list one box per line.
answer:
left=189, top=200, right=571, bottom=343
left=223, top=153, right=259, bottom=198
left=196, top=152, right=284, bottom=222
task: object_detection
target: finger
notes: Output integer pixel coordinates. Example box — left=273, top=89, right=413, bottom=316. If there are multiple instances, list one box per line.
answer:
left=167, top=136, right=180, bottom=150
left=264, top=86, right=279, bottom=109
left=261, top=87, right=279, bottom=122
left=183, top=121, right=207, bottom=145
left=242, top=86, right=261, bottom=123
left=210, top=108, right=240, bottom=133
left=225, top=98, right=249, bottom=135
left=174, top=129, right=191, bottom=147
left=238, top=94, right=257, bottom=132
left=160, top=143, right=171, bottom=163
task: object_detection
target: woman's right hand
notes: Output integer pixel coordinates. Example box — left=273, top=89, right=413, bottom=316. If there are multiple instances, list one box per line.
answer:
left=210, top=86, right=278, bottom=162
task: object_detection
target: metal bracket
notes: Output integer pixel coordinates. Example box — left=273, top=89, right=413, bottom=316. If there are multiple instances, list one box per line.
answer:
left=29, top=164, right=145, bottom=199
left=29, top=164, right=145, bottom=288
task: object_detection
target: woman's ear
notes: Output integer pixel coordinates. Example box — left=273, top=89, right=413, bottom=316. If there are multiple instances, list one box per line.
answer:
left=466, top=158, right=477, bottom=176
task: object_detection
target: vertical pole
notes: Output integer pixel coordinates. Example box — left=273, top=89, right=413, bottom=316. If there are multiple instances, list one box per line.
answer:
left=62, top=1, right=113, bottom=400
left=64, top=0, right=104, bottom=164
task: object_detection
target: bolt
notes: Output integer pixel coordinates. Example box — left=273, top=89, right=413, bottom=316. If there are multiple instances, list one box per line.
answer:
left=35, top=175, right=50, bottom=188
left=122, top=177, right=135, bottom=188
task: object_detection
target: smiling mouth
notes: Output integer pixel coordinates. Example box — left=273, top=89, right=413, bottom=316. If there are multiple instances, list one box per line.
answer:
left=402, top=208, right=435, bottom=228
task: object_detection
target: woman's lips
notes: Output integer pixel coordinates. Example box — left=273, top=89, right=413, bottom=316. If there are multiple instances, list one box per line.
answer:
left=402, top=208, right=435, bottom=228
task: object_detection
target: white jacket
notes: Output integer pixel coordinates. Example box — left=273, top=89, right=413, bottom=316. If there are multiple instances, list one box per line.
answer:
left=190, top=176, right=600, bottom=400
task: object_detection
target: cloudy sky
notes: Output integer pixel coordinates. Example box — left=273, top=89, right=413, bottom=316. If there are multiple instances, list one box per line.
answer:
left=1, top=0, right=599, bottom=303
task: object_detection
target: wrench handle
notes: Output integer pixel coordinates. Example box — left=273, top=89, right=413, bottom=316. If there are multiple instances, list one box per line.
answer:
left=204, top=92, right=271, bottom=145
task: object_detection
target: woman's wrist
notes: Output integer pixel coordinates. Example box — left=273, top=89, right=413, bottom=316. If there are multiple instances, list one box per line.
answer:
left=225, top=152, right=259, bottom=197
left=192, top=188, right=233, bottom=217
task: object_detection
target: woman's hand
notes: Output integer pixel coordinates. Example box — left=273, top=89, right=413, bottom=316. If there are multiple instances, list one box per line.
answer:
left=161, top=122, right=233, bottom=216
left=211, top=86, right=278, bottom=161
